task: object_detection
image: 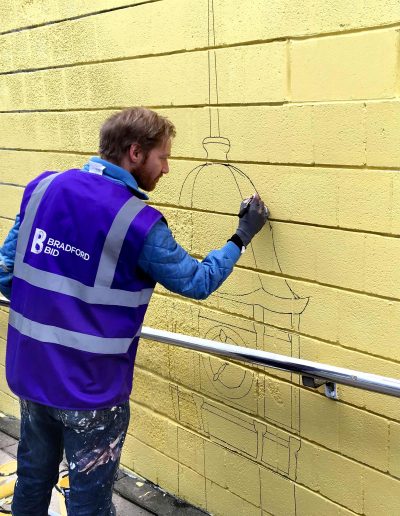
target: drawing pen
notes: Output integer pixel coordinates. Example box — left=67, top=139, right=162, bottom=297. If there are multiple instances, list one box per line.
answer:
left=238, top=195, right=254, bottom=218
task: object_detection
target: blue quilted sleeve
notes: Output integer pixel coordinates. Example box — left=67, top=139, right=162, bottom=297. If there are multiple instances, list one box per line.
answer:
left=0, top=215, right=20, bottom=300
left=138, top=220, right=241, bottom=300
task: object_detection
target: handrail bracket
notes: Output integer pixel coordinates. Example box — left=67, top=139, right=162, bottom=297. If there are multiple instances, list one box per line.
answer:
left=301, top=375, right=338, bottom=400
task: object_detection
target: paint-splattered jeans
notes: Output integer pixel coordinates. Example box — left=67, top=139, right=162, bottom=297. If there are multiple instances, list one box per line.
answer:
left=12, top=399, right=130, bottom=516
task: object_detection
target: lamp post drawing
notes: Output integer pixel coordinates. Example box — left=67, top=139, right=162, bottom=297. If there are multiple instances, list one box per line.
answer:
left=169, top=0, right=310, bottom=506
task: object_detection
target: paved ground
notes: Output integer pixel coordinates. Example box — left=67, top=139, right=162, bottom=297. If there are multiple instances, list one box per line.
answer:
left=0, top=430, right=152, bottom=515
left=0, top=415, right=208, bottom=516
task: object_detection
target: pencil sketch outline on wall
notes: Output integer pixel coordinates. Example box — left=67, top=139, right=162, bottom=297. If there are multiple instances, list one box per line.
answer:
left=169, top=0, right=311, bottom=510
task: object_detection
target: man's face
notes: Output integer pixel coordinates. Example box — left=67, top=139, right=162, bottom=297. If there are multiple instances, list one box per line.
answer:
left=134, top=139, right=171, bottom=192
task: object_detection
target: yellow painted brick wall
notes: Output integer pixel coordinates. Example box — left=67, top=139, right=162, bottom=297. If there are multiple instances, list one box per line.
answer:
left=1, top=1, right=400, bottom=515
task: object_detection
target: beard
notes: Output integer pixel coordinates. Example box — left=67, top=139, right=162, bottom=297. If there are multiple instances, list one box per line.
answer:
left=135, top=172, right=159, bottom=192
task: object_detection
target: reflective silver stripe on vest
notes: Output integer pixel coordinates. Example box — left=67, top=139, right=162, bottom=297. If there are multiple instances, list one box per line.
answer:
left=95, top=196, right=145, bottom=287
left=14, top=261, right=153, bottom=307
left=15, top=172, right=62, bottom=270
left=14, top=173, right=153, bottom=307
left=9, top=309, right=141, bottom=354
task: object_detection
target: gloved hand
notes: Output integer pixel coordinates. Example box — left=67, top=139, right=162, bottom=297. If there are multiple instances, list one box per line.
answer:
left=236, top=193, right=269, bottom=247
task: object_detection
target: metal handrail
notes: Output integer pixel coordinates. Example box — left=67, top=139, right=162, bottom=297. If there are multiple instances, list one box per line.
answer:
left=1, top=297, right=400, bottom=399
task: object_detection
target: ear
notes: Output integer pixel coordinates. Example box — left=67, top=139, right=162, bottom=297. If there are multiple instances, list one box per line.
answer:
left=128, top=143, right=143, bottom=163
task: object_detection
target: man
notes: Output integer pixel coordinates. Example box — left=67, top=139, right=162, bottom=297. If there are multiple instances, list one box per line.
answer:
left=0, top=107, right=268, bottom=515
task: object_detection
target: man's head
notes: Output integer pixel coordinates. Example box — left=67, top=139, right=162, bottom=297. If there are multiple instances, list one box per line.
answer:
left=99, top=107, right=176, bottom=191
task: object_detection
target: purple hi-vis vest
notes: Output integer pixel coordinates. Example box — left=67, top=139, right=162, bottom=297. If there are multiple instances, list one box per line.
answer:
left=6, top=169, right=162, bottom=410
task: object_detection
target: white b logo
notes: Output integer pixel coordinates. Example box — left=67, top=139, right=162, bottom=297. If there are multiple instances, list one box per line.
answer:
left=31, top=228, right=47, bottom=254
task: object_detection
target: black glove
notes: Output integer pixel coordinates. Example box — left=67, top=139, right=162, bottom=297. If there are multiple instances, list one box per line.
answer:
left=236, top=193, right=269, bottom=247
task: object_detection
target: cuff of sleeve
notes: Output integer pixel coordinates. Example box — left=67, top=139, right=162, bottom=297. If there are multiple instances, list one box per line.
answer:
left=227, top=233, right=244, bottom=250
left=223, top=241, right=242, bottom=262
left=0, top=285, right=11, bottom=300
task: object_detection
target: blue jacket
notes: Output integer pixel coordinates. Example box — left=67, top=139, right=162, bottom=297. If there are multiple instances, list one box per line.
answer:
left=0, top=158, right=240, bottom=301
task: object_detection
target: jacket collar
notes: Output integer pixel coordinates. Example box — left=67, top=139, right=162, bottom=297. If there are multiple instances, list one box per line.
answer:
left=82, top=157, right=149, bottom=200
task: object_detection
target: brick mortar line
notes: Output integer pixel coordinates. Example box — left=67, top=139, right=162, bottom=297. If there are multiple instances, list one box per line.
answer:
left=2, top=192, right=400, bottom=240
left=291, top=19, right=400, bottom=42
left=138, top=341, right=400, bottom=394
left=0, top=336, right=397, bottom=479
left=0, top=182, right=24, bottom=189
left=2, top=290, right=398, bottom=379
left=0, top=216, right=17, bottom=222
left=0, top=103, right=290, bottom=112
left=1, top=147, right=400, bottom=173
left=156, top=203, right=400, bottom=240
left=286, top=40, right=292, bottom=102
left=0, top=148, right=90, bottom=156
left=123, top=436, right=250, bottom=515
left=187, top=255, right=400, bottom=305
left=1, top=205, right=400, bottom=312
left=0, top=391, right=17, bottom=402
left=2, top=19, right=400, bottom=76
left=135, top=361, right=400, bottom=428
left=297, top=486, right=361, bottom=516
left=132, top=397, right=400, bottom=486
left=159, top=156, right=400, bottom=172
left=0, top=0, right=162, bottom=36
left=0, top=399, right=370, bottom=515
left=1, top=15, right=399, bottom=58
left=1, top=97, right=399, bottom=110
left=137, top=326, right=400, bottom=383
left=3, top=321, right=399, bottom=387
left=4, top=280, right=397, bottom=368
left=396, top=30, right=400, bottom=96
left=4, top=326, right=398, bottom=429
left=127, top=428, right=362, bottom=516
left=136, top=355, right=307, bottom=404
left=0, top=148, right=398, bottom=174
left=293, top=480, right=362, bottom=516
left=152, top=291, right=400, bottom=365
left=0, top=48, right=196, bottom=76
